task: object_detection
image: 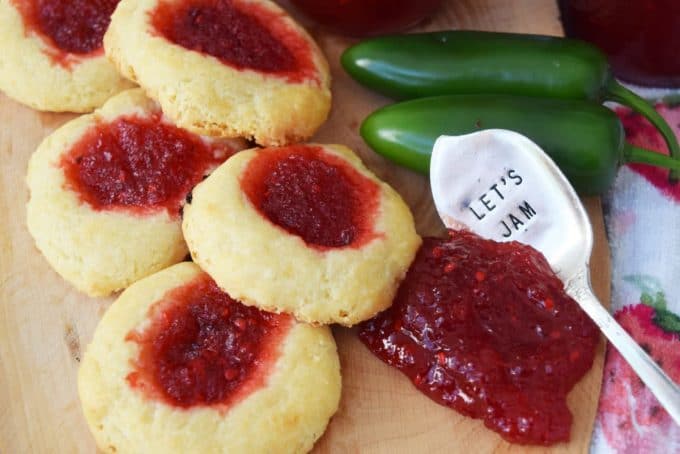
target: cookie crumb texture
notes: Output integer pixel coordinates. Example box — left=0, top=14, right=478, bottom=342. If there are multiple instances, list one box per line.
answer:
left=0, top=0, right=133, bottom=111
left=183, top=143, right=421, bottom=326
left=105, top=0, right=331, bottom=145
left=26, top=89, right=244, bottom=296
left=78, top=263, right=341, bottom=454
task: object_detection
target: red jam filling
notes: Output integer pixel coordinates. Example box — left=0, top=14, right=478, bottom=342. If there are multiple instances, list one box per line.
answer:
left=126, top=273, right=292, bottom=409
left=359, top=231, right=600, bottom=445
left=12, top=0, right=119, bottom=60
left=240, top=145, right=380, bottom=250
left=60, top=113, right=235, bottom=218
left=151, top=0, right=318, bottom=83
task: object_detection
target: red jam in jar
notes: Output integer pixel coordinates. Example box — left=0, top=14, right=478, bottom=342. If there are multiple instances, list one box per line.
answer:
left=359, top=231, right=600, bottom=445
left=126, top=273, right=292, bottom=409
left=240, top=145, right=380, bottom=250
left=559, top=0, right=680, bottom=87
left=60, top=113, right=234, bottom=218
left=290, top=0, right=442, bottom=37
left=151, top=0, right=318, bottom=83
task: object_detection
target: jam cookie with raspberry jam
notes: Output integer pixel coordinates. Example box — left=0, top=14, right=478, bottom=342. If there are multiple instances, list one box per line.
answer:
left=0, top=0, right=133, bottom=112
left=182, top=143, right=422, bottom=326
left=78, top=262, right=341, bottom=454
left=104, top=0, right=331, bottom=146
left=26, top=89, right=246, bottom=296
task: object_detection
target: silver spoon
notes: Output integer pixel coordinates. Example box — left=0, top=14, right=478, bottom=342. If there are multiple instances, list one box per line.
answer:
left=430, top=129, right=680, bottom=426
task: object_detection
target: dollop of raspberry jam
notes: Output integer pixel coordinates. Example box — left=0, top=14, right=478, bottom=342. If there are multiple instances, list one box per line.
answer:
left=60, top=113, right=235, bottom=218
left=126, top=273, right=292, bottom=409
left=151, top=0, right=318, bottom=83
left=12, top=0, right=119, bottom=58
left=240, top=145, right=380, bottom=250
left=359, top=231, right=600, bottom=445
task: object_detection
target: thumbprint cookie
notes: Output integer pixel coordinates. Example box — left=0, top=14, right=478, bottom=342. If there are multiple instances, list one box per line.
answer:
left=26, top=88, right=246, bottom=296
left=104, top=0, right=331, bottom=146
left=182, top=143, right=422, bottom=326
left=78, top=262, right=341, bottom=453
left=0, top=0, right=133, bottom=111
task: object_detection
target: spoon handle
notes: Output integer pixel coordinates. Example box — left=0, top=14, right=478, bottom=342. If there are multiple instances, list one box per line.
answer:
left=567, top=268, right=680, bottom=426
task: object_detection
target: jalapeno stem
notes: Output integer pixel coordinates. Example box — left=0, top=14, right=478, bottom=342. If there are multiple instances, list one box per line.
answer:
left=605, top=79, right=680, bottom=182
left=624, top=144, right=680, bottom=172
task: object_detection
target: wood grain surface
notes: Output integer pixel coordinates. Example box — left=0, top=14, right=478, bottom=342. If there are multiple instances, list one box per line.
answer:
left=0, top=1, right=610, bottom=453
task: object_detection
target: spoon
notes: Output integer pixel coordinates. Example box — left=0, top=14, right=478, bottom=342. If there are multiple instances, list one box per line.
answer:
left=430, top=129, right=680, bottom=426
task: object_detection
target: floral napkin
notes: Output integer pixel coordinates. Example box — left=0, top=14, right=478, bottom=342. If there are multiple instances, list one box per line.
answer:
left=591, top=102, right=680, bottom=453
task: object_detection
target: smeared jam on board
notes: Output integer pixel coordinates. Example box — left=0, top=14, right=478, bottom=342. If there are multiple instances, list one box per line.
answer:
left=61, top=113, right=234, bottom=217
left=126, top=273, right=292, bottom=408
left=151, top=0, right=318, bottom=83
left=359, top=231, right=600, bottom=445
left=240, top=145, right=380, bottom=249
left=12, top=0, right=119, bottom=60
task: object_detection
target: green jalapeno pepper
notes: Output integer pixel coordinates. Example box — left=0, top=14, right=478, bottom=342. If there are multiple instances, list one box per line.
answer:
left=342, top=31, right=680, bottom=178
left=360, top=95, right=680, bottom=195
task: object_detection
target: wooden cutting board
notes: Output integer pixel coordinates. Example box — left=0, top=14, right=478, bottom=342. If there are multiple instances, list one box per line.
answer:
left=0, top=1, right=610, bottom=452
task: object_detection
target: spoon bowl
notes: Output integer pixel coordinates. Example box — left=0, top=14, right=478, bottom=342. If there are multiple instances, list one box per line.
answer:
left=430, top=129, right=680, bottom=425
left=431, top=128, right=592, bottom=280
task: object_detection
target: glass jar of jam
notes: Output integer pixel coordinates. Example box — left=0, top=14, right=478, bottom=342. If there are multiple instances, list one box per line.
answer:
left=559, top=0, right=680, bottom=87
left=289, top=0, right=442, bottom=37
